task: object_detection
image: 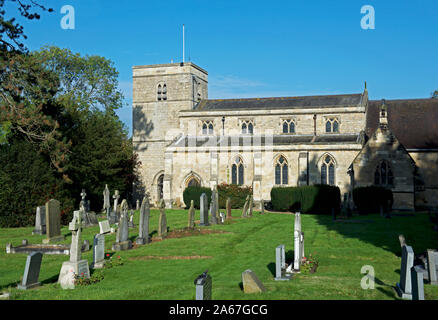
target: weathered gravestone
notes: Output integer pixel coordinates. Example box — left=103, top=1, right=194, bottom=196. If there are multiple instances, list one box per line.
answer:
left=32, top=206, right=46, bottom=235
left=194, top=270, right=212, bottom=300
left=17, top=252, right=43, bottom=290
left=136, top=196, right=151, bottom=245
left=103, top=184, right=111, bottom=219
left=241, top=195, right=250, bottom=218
left=209, top=201, right=217, bottom=225
left=411, top=265, right=425, bottom=300
left=214, top=186, right=220, bottom=222
left=219, top=212, right=226, bottom=224
left=248, top=195, right=253, bottom=217
left=226, top=197, right=232, bottom=220
left=396, top=245, right=414, bottom=299
left=128, top=210, right=135, bottom=228
left=110, top=190, right=120, bottom=224
left=43, top=199, right=64, bottom=244
left=58, top=210, right=90, bottom=289
left=157, top=199, right=168, bottom=240
left=242, top=269, right=266, bottom=293
left=275, top=245, right=291, bottom=281
left=91, top=234, right=105, bottom=269
left=427, top=249, right=438, bottom=285
left=187, top=200, right=195, bottom=229
left=199, top=193, right=209, bottom=226
left=99, top=220, right=111, bottom=235
left=136, top=199, right=140, bottom=211
left=112, top=200, right=132, bottom=251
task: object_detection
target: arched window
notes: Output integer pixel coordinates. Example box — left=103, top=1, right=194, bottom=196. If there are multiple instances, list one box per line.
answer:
left=374, top=160, right=394, bottom=186
left=231, top=156, right=244, bottom=185
left=208, top=122, right=213, bottom=134
left=201, top=121, right=214, bottom=135
left=275, top=156, right=288, bottom=185
left=283, top=121, right=288, bottom=133
left=282, top=120, right=295, bottom=134
left=248, top=122, right=253, bottom=134
left=157, top=84, right=162, bottom=101
left=187, top=177, right=201, bottom=187
left=242, top=123, right=247, bottom=134
left=241, top=120, right=254, bottom=134
left=321, top=155, right=335, bottom=185
left=325, top=118, right=340, bottom=133
left=202, top=123, right=207, bottom=135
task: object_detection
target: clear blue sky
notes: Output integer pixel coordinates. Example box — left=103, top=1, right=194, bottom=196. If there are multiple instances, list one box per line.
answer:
left=8, top=0, right=438, bottom=136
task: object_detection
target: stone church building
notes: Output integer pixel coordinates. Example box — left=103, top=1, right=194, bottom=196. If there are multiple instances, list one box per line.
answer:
left=132, top=62, right=438, bottom=211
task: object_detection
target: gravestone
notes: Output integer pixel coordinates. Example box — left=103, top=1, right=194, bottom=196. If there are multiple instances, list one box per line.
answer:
left=128, top=210, right=135, bottom=228
left=99, top=220, right=111, bottom=234
left=85, top=211, right=98, bottom=227
left=58, top=209, right=90, bottom=289
left=43, top=199, right=64, bottom=244
left=17, top=252, right=43, bottom=290
left=112, top=200, right=132, bottom=251
left=260, top=200, right=265, bottom=215
left=396, top=245, right=414, bottom=299
left=199, top=193, right=209, bottom=226
left=427, top=249, right=438, bottom=285
left=294, top=212, right=304, bottom=271
left=226, top=197, right=232, bottom=219
left=194, top=270, right=212, bottom=300
left=411, top=265, right=425, bottom=300
left=110, top=190, right=120, bottom=224
left=136, top=196, right=151, bottom=245
left=157, top=199, right=167, bottom=240
left=91, top=234, right=105, bottom=269
left=399, top=234, right=406, bottom=248
left=32, top=206, right=46, bottom=235
left=219, top=212, right=225, bottom=224
left=209, top=201, right=217, bottom=225
left=242, top=269, right=266, bottom=293
left=136, top=199, right=140, bottom=211
left=103, top=184, right=111, bottom=218
left=275, top=245, right=291, bottom=281
left=214, top=186, right=220, bottom=221
left=187, top=200, right=195, bottom=229
left=241, top=196, right=250, bottom=218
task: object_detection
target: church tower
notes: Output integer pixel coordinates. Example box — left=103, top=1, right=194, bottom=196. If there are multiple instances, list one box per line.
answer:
left=132, top=62, right=208, bottom=205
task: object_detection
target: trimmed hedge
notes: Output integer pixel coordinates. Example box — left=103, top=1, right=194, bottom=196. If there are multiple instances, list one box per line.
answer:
left=353, top=186, right=393, bottom=214
left=271, top=185, right=341, bottom=215
left=183, top=186, right=212, bottom=209
left=217, top=183, right=252, bottom=209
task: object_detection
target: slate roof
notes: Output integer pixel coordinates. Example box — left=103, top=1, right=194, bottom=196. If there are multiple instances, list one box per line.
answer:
left=366, top=99, right=438, bottom=149
left=170, top=134, right=360, bottom=148
left=194, top=94, right=363, bottom=111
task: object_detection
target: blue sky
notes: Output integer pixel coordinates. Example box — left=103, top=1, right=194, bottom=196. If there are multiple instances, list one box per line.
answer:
left=8, top=0, right=438, bottom=136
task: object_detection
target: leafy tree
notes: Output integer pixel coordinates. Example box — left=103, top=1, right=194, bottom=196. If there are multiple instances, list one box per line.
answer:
left=433, top=90, right=438, bottom=99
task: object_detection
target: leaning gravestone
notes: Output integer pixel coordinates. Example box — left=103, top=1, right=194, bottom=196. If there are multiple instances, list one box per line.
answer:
left=136, top=196, right=151, bottom=245
left=91, top=234, right=105, bottom=269
left=43, top=199, right=64, bottom=244
left=427, top=249, right=438, bottom=285
left=194, top=270, right=212, bottom=300
left=242, top=269, right=266, bottom=293
left=275, top=245, right=291, bottom=281
left=157, top=199, right=168, bottom=240
left=396, top=245, right=414, bottom=299
left=199, top=193, right=209, bottom=226
left=99, top=220, right=111, bottom=235
left=226, top=197, right=232, bottom=220
left=411, top=265, right=425, bottom=300
left=17, top=252, right=43, bottom=290
left=58, top=210, right=90, bottom=289
left=112, top=200, right=132, bottom=251
left=32, top=206, right=46, bottom=235
left=187, top=200, right=195, bottom=229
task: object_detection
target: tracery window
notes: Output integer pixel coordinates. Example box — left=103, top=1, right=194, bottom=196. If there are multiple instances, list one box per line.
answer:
left=231, top=156, right=244, bottom=185
left=275, top=156, right=288, bottom=185
left=325, top=118, right=340, bottom=133
left=282, top=119, right=295, bottom=134
left=202, top=121, right=214, bottom=135
left=241, top=120, right=254, bottom=134
left=374, top=160, right=394, bottom=186
left=321, top=155, right=336, bottom=185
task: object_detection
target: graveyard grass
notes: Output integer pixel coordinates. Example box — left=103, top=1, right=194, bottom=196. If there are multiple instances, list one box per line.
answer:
left=1, top=209, right=438, bottom=300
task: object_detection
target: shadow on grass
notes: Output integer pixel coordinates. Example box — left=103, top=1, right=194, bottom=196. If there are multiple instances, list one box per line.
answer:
left=374, top=276, right=398, bottom=299
left=238, top=281, right=243, bottom=291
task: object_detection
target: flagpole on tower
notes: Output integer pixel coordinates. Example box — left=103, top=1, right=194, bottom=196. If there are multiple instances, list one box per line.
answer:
left=182, top=24, right=185, bottom=63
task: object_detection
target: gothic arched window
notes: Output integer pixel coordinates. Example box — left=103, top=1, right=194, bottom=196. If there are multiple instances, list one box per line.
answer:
left=321, top=155, right=335, bottom=185
left=325, top=118, right=340, bottom=133
left=157, top=84, right=162, bottom=101
left=202, top=121, right=214, bottom=135
left=282, top=120, right=295, bottom=134
left=162, top=84, right=167, bottom=100
left=242, top=123, right=247, bottom=134
left=187, top=177, right=201, bottom=187
left=231, top=156, right=244, bottom=185
left=275, top=156, right=288, bottom=185
left=374, top=160, right=394, bottom=186
left=241, top=120, right=254, bottom=134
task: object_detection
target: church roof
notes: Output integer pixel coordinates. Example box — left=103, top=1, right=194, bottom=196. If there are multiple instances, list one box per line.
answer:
left=194, top=94, right=363, bottom=111
left=366, top=98, right=438, bottom=149
left=169, top=134, right=360, bottom=148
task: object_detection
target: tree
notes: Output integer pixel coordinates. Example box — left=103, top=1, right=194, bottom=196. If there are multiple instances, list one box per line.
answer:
left=433, top=90, right=438, bottom=99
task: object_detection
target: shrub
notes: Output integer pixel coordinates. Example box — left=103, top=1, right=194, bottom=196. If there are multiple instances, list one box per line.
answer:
left=217, top=183, right=252, bottom=209
left=270, top=185, right=341, bottom=215
left=352, top=186, right=393, bottom=214
left=183, top=186, right=212, bottom=209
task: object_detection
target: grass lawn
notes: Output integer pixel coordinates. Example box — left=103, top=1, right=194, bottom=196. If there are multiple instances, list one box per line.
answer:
left=1, top=208, right=438, bottom=300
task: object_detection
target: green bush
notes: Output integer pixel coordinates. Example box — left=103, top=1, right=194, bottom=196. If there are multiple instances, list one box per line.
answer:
left=353, top=186, right=393, bottom=214
left=183, top=186, right=212, bottom=209
left=271, top=185, right=341, bottom=215
left=217, top=183, right=252, bottom=209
